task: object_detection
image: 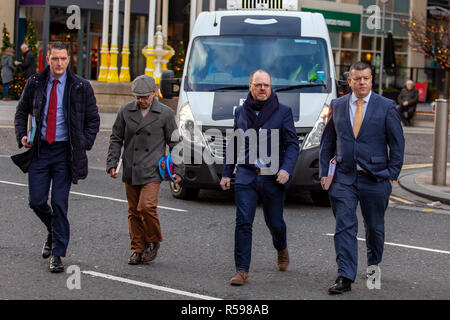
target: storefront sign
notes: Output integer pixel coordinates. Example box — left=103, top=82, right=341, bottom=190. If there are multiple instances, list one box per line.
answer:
left=20, top=0, right=45, bottom=5
left=302, top=8, right=361, bottom=33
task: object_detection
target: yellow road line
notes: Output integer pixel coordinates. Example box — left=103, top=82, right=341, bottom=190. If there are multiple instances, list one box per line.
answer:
left=390, top=195, right=414, bottom=205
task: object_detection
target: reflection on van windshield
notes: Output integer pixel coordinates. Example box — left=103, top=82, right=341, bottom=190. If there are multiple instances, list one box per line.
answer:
left=186, top=36, right=330, bottom=93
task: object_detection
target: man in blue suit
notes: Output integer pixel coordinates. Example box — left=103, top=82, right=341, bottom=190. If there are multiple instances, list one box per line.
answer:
left=220, top=69, right=299, bottom=286
left=320, top=62, right=405, bottom=294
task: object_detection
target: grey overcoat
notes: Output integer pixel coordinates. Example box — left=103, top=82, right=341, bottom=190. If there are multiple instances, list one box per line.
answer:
left=106, top=98, right=184, bottom=185
left=1, top=54, right=16, bottom=84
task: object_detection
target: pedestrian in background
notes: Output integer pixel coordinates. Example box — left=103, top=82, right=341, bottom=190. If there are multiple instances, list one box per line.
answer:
left=15, top=43, right=36, bottom=80
left=220, top=69, right=299, bottom=286
left=106, top=75, right=184, bottom=265
left=320, top=61, right=405, bottom=294
left=397, top=80, right=419, bottom=126
left=14, top=41, right=100, bottom=273
left=1, top=47, right=16, bottom=101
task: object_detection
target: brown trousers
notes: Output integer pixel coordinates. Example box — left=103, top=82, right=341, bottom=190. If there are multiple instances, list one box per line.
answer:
left=125, top=182, right=162, bottom=253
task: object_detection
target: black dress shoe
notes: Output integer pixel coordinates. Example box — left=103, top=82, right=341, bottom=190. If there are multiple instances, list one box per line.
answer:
left=328, top=276, right=352, bottom=294
left=42, top=233, right=52, bottom=259
left=49, top=255, right=64, bottom=273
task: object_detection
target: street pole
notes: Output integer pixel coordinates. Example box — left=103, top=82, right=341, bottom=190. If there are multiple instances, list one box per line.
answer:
left=378, top=0, right=386, bottom=96
left=432, top=99, right=449, bottom=186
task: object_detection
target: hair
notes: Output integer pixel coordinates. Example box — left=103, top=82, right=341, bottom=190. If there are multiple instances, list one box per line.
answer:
left=47, top=41, right=69, bottom=56
left=349, top=61, right=371, bottom=73
left=21, top=43, right=28, bottom=49
left=249, top=69, right=271, bottom=85
left=3, top=47, right=14, bottom=56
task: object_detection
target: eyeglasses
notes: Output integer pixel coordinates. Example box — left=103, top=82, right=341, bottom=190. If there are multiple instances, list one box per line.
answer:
left=252, top=83, right=271, bottom=89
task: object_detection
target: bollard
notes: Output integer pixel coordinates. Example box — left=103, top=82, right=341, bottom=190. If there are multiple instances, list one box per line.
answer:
left=432, top=99, right=449, bottom=186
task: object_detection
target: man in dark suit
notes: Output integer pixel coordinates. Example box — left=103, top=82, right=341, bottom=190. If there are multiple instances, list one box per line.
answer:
left=17, top=43, right=37, bottom=80
left=319, top=61, right=405, bottom=294
left=14, top=42, right=100, bottom=273
left=220, top=69, right=299, bottom=286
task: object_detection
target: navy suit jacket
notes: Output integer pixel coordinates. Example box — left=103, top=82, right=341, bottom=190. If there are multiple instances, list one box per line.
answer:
left=319, top=92, right=405, bottom=185
left=222, top=102, right=299, bottom=185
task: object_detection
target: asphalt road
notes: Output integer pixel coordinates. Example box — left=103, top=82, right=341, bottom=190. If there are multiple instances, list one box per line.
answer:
left=1, top=125, right=449, bottom=308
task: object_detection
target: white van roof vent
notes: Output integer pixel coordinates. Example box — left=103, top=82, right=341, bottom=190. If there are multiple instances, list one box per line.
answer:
left=227, top=0, right=298, bottom=11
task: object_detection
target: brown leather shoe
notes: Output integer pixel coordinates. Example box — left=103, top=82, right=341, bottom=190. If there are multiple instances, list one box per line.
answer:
left=142, top=242, right=160, bottom=262
left=277, top=248, right=289, bottom=271
left=128, top=252, right=142, bottom=265
left=230, top=270, right=248, bottom=286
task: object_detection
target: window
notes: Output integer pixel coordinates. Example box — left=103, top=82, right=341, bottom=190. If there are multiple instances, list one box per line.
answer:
left=186, top=36, right=331, bottom=93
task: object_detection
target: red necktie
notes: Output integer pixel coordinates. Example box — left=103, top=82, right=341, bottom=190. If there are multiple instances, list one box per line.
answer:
left=45, top=79, right=59, bottom=144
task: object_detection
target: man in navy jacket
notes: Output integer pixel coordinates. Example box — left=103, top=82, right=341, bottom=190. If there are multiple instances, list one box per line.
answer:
left=320, top=62, right=404, bottom=294
left=14, top=42, right=100, bottom=273
left=220, top=70, right=299, bottom=286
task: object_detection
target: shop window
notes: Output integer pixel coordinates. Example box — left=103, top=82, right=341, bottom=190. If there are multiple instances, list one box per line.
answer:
left=329, top=31, right=340, bottom=49
left=393, top=20, right=408, bottom=38
left=362, top=36, right=374, bottom=50
left=359, top=0, right=376, bottom=8
left=394, top=0, right=410, bottom=14
left=394, top=39, right=408, bottom=54
left=340, top=51, right=359, bottom=68
left=361, top=51, right=374, bottom=65
left=341, top=32, right=359, bottom=49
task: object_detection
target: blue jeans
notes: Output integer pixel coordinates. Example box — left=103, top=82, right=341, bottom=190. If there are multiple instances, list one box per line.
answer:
left=2, top=82, right=10, bottom=99
left=234, top=175, right=287, bottom=272
left=28, top=141, right=72, bottom=257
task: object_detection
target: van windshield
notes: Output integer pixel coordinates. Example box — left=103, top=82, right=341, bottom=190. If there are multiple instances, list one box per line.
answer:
left=186, top=36, right=331, bottom=93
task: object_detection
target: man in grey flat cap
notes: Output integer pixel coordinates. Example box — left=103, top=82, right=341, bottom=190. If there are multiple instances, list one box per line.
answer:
left=106, top=75, right=184, bottom=265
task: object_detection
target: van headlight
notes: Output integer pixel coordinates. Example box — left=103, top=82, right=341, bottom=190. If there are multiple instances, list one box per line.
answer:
left=302, top=104, right=330, bottom=150
left=178, top=103, right=206, bottom=147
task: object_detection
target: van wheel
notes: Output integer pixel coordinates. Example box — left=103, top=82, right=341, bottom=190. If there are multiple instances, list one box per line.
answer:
left=170, top=182, right=200, bottom=200
left=310, top=190, right=331, bottom=206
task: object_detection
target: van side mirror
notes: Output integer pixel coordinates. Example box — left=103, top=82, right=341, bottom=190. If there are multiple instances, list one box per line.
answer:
left=160, top=70, right=180, bottom=99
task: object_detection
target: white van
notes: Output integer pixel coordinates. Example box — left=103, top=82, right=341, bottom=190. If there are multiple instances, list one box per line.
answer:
left=161, top=1, right=339, bottom=205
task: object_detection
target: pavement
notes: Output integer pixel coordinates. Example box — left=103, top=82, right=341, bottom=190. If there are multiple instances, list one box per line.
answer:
left=1, top=99, right=449, bottom=207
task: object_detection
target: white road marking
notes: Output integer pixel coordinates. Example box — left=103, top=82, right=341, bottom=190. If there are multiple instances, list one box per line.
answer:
left=0, top=180, right=187, bottom=212
left=82, top=270, right=222, bottom=300
left=324, top=233, right=450, bottom=255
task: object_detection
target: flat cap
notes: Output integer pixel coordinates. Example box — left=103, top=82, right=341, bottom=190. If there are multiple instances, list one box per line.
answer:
left=131, top=75, right=156, bottom=96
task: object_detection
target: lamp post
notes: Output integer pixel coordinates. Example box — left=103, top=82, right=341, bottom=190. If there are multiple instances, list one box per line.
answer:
left=378, top=0, right=387, bottom=96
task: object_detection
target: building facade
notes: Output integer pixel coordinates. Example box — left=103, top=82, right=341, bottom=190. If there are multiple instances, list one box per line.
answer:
left=1, top=0, right=445, bottom=94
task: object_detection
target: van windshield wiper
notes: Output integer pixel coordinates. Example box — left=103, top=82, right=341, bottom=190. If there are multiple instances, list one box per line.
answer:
left=206, top=85, right=249, bottom=92
left=275, top=83, right=327, bottom=92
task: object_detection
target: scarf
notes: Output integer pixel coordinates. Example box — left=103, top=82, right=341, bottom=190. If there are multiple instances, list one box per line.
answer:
left=242, top=90, right=279, bottom=131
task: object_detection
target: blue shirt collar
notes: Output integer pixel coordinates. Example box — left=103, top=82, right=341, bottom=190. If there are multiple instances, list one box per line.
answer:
left=49, top=71, right=67, bottom=85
